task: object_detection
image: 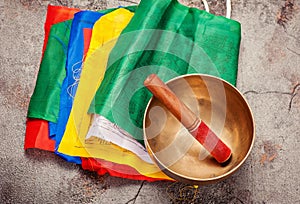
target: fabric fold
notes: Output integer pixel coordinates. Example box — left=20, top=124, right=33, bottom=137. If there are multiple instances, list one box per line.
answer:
left=25, top=5, right=79, bottom=151
left=52, top=10, right=103, bottom=164
left=57, top=8, right=171, bottom=180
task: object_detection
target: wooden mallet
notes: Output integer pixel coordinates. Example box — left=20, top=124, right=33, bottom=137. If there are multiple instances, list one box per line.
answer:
left=144, top=74, right=232, bottom=164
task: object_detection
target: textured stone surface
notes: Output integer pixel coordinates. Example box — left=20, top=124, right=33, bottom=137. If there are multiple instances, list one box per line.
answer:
left=0, top=0, right=299, bottom=203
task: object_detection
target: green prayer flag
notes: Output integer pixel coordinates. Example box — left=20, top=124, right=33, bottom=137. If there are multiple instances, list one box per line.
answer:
left=28, top=20, right=72, bottom=122
left=90, top=0, right=241, bottom=144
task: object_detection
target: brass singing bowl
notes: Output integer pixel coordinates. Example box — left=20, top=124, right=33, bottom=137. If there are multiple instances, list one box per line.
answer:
left=143, top=74, right=255, bottom=185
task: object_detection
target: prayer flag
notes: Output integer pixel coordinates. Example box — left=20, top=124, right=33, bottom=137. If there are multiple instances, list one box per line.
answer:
left=25, top=5, right=80, bottom=151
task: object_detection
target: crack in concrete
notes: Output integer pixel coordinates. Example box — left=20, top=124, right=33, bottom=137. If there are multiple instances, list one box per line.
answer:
left=56, top=0, right=64, bottom=6
left=291, top=83, right=300, bottom=94
left=243, top=90, right=291, bottom=96
left=231, top=196, right=245, bottom=204
left=288, top=93, right=297, bottom=111
left=289, top=83, right=300, bottom=111
left=243, top=84, right=300, bottom=111
left=287, top=47, right=300, bottom=56
left=125, top=181, right=145, bottom=204
left=121, top=0, right=139, bottom=4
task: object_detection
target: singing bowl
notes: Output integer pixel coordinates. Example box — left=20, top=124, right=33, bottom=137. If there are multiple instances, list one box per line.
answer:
left=143, top=74, right=255, bottom=185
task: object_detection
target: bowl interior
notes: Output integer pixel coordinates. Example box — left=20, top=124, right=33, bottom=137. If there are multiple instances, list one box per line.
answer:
left=144, top=74, right=254, bottom=184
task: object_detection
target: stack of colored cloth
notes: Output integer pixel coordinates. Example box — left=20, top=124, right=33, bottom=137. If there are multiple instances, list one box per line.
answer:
left=24, top=0, right=241, bottom=181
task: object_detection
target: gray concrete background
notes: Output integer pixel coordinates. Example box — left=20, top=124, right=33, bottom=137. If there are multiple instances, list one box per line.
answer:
left=0, top=0, right=299, bottom=203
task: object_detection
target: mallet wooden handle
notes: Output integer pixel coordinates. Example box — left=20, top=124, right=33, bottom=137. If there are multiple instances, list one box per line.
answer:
left=144, top=74, right=232, bottom=163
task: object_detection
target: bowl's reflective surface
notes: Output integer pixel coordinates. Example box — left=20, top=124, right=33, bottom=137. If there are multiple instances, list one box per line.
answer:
left=144, top=74, right=255, bottom=184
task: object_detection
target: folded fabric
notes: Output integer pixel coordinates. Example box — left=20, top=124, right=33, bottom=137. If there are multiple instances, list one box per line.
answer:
left=24, top=119, right=54, bottom=151
left=74, top=12, right=160, bottom=181
left=57, top=8, right=172, bottom=180
left=85, top=8, right=152, bottom=163
left=42, top=5, right=80, bottom=55
left=51, top=10, right=103, bottom=164
left=27, top=9, right=110, bottom=150
left=53, top=6, right=136, bottom=163
left=28, top=19, right=73, bottom=123
left=86, top=115, right=152, bottom=163
left=81, top=158, right=162, bottom=181
left=89, top=0, right=241, bottom=145
left=26, top=6, right=107, bottom=152
left=25, top=5, right=158, bottom=180
left=25, top=5, right=79, bottom=151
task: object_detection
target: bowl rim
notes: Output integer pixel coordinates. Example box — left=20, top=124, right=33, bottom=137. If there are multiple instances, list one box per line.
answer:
left=143, top=73, right=256, bottom=183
